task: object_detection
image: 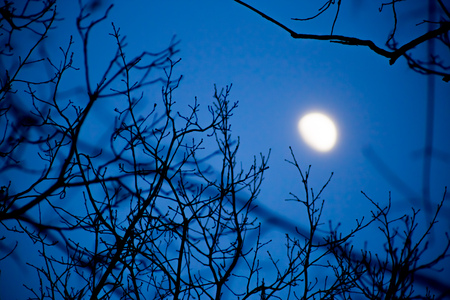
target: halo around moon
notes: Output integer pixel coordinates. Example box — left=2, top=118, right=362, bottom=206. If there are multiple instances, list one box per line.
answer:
left=298, top=112, right=337, bottom=152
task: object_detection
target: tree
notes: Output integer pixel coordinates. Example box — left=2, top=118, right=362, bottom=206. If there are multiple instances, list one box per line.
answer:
left=1, top=1, right=449, bottom=299
left=232, top=0, right=450, bottom=81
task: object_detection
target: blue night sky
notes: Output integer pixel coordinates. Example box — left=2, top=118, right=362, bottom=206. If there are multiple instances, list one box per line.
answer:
left=82, top=0, right=450, bottom=223
left=1, top=0, right=450, bottom=298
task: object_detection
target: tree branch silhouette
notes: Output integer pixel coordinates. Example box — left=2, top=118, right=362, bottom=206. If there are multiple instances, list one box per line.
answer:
left=233, top=0, right=450, bottom=82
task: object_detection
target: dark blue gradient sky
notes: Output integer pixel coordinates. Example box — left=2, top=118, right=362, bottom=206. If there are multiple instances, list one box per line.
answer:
left=2, top=0, right=449, bottom=298
left=88, top=0, right=450, bottom=222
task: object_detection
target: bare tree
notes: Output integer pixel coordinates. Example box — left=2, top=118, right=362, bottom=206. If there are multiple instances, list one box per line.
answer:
left=343, top=191, right=450, bottom=299
left=1, top=1, right=449, bottom=299
left=232, top=0, right=450, bottom=81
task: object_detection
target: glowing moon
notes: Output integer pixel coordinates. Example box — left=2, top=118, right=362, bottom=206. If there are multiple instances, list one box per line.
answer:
left=298, top=112, right=337, bottom=152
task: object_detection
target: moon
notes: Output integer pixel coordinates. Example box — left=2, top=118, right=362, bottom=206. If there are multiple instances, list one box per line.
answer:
left=298, top=112, right=337, bottom=152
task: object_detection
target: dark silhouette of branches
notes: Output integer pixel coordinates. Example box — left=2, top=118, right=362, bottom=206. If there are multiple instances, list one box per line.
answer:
left=330, top=189, right=450, bottom=300
left=0, top=1, right=449, bottom=299
left=233, top=0, right=450, bottom=82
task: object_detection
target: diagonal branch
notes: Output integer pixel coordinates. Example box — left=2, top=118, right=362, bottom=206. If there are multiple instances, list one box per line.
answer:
left=233, top=0, right=450, bottom=78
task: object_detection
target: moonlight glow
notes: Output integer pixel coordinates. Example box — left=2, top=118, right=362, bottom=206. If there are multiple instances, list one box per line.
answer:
left=298, top=112, right=337, bottom=152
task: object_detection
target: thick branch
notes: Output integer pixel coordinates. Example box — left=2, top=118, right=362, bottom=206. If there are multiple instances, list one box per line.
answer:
left=233, top=0, right=450, bottom=72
